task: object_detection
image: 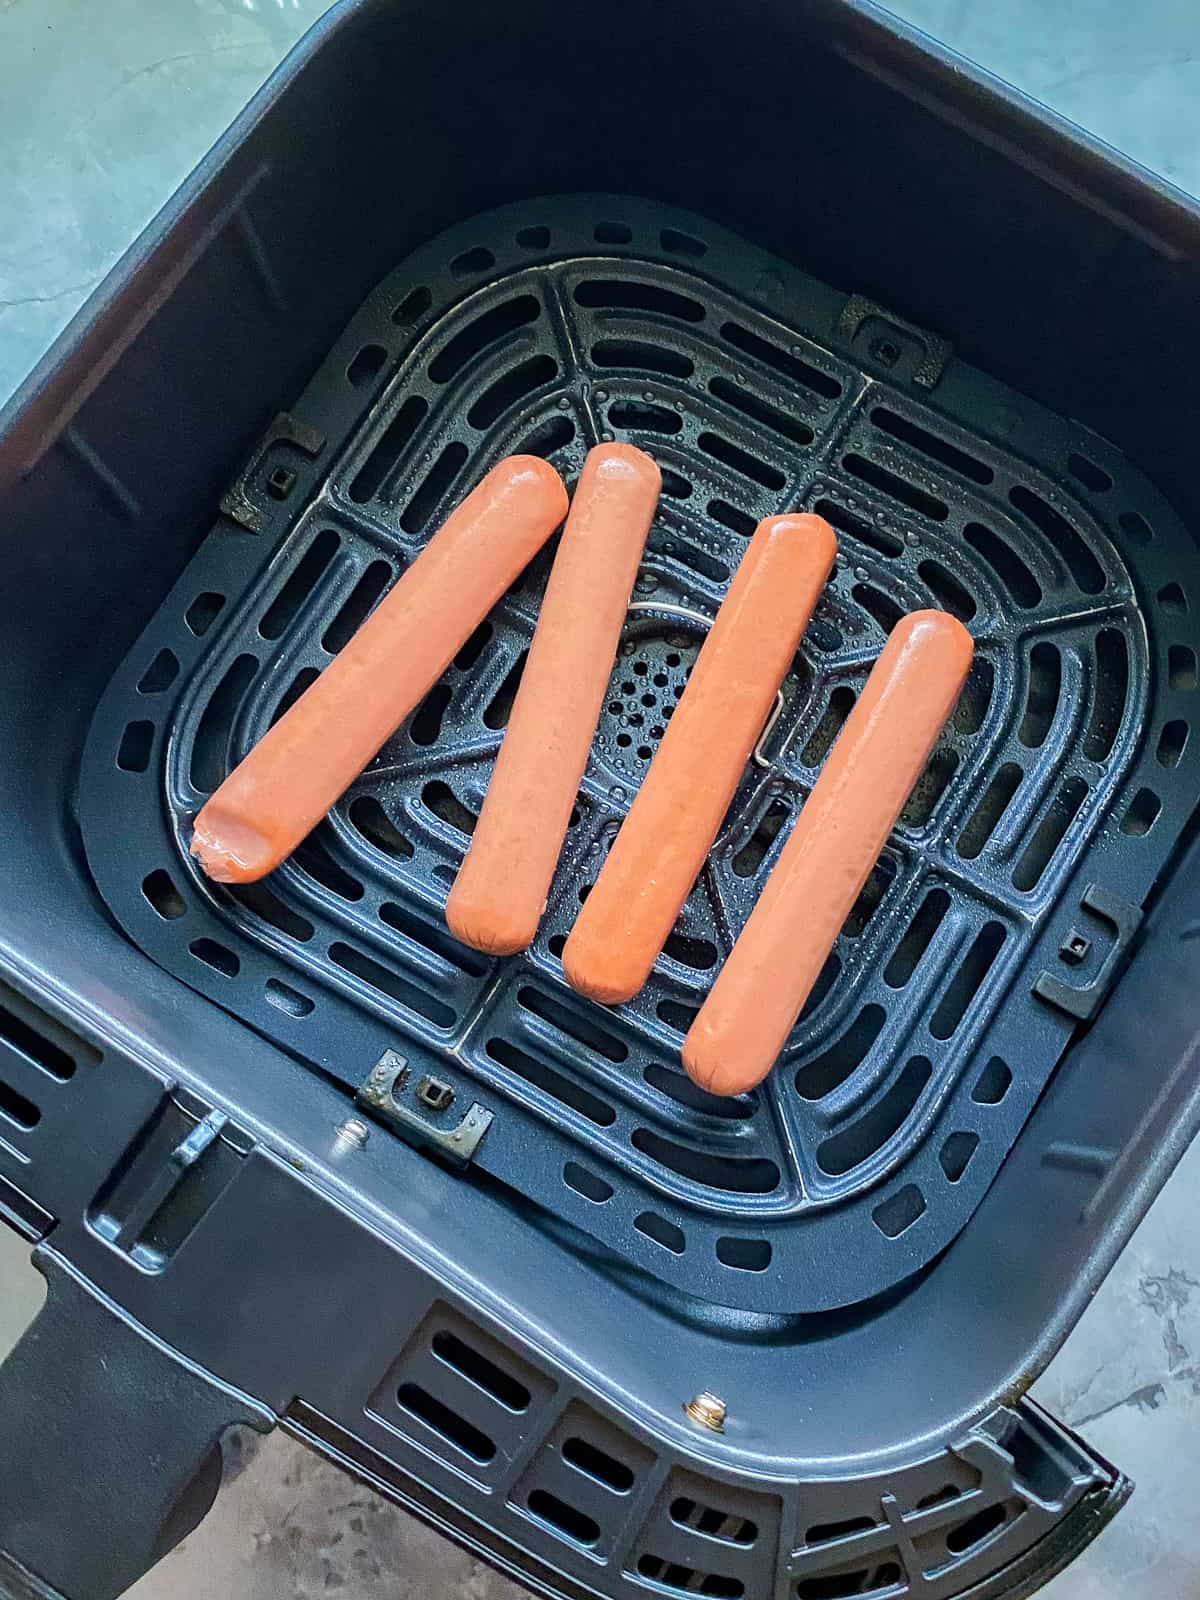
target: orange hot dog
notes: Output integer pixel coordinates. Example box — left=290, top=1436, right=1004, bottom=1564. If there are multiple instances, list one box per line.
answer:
left=684, top=610, right=973, bottom=1096
left=447, top=444, right=660, bottom=955
left=191, top=456, right=567, bottom=883
left=562, top=514, right=838, bottom=1006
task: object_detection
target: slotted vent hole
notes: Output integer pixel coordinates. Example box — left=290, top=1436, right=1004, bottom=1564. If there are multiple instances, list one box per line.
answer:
left=871, top=407, right=993, bottom=484
left=423, top=780, right=478, bottom=836
left=593, top=339, right=694, bottom=378
left=346, top=343, right=387, bottom=387
left=940, top=1131, right=978, bottom=1182
left=142, top=868, right=185, bottom=920
left=671, top=1499, right=758, bottom=1545
left=486, top=1038, right=615, bottom=1126
left=1121, top=787, right=1161, bottom=836
left=973, top=1056, right=1012, bottom=1104
left=518, top=986, right=628, bottom=1062
left=1158, top=581, right=1187, bottom=615
left=137, top=648, right=180, bottom=694
left=323, top=560, right=392, bottom=652
left=292, top=835, right=363, bottom=901
left=575, top=278, right=704, bottom=321
left=189, top=938, right=239, bottom=977
left=349, top=397, right=429, bottom=503
left=348, top=796, right=414, bottom=859
left=428, top=294, right=539, bottom=383
left=637, top=1557, right=744, bottom=1598
left=872, top=1184, right=925, bottom=1238
left=632, top=1129, right=781, bottom=1194
left=698, top=431, right=785, bottom=490
left=954, top=657, right=994, bottom=735
left=919, top=560, right=976, bottom=622
left=802, top=687, right=856, bottom=768
left=885, top=889, right=950, bottom=987
left=468, top=355, right=558, bottom=429
left=900, top=747, right=959, bottom=829
left=929, top=922, right=1005, bottom=1039
left=963, top=522, right=1041, bottom=608
left=709, top=499, right=756, bottom=538
left=945, top=1502, right=1010, bottom=1553
left=270, top=666, right=320, bottom=726
left=733, top=797, right=791, bottom=875
left=392, top=284, right=431, bottom=323
left=1019, top=643, right=1061, bottom=747
left=720, top=321, right=841, bottom=399
left=812, top=497, right=903, bottom=559
left=716, top=1237, right=772, bottom=1272
left=1169, top=644, right=1197, bottom=691
left=227, top=880, right=314, bottom=942
left=563, top=1437, right=635, bottom=1493
left=842, top=857, right=896, bottom=939
left=410, top=682, right=453, bottom=746
left=610, top=400, right=682, bottom=435
left=957, top=764, right=1022, bottom=860
left=1013, top=777, right=1088, bottom=890
left=396, top=1385, right=495, bottom=1463
left=328, top=943, right=454, bottom=1027
left=379, top=901, right=487, bottom=977
left=1085, top=629, right=1130, bottom=759
left=264, top=978, right=313, bottom=1018
left=0, top=983, right=95, bottom=1080
left=853, top=583, right=904, bottom=636
left=709, top=377, right=814, bottom=446
left=1068, top=451, right=1112, bottom=493
left=527, top=1490, right=601, bottom=1547
left=1009, top=485, right=1105, bottom=593
left=185, top=591, right=225, bottom=635
left=485, top=651, right=528, bottom=729
left=432, top=1330, right=530, bottom=1410
left=634, top=1211, right=686, bottom=1253
left=401, top=441, right=469, bottom=533
left=563, top=1162, right=614, bottom=1203
left=0, top=1079, right=40, bottom=1130
left=643, top=1064, right=756, bottom=1121
left=795, top=1004, right=886, bottom=1100
left=843, top=453, right=948, bottom=521
left=663, top=930, right=719, bottom=970
left=1157, top=719, right=1188, bottom=769
left=817, top=1056, right=932, bottom=1176
left=190, top=655, right=258, bottom=792
left=117, top=720, right=153, bottom=773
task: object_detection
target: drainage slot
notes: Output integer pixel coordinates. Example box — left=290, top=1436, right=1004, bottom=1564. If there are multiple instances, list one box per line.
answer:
left=733, top=797, right=791, bottom=875
left=518, top=986, right=628, bottom=1062
left=939, top=1131, right=978, bottom=1182
left=871, top=408, right=993, bottom=484
left=191, top=655, right=258, bottom=792
left=853, top=583, right=904, bottom=635
left=592, top=340, right=693, bottom=378
left=716, top=1237, right=772, bottom=1272
left=1157, top=719, right=1189, bottom=769
left=410, top=683, right=453, bottom=746
left=347, top=344, right=387, bottom=387
left=137, top=649, right=180, bottom=694
left=954, top=658, right=994, bottom=735
left=564, top=1162, right=614, bottom=1203
left=380, top=902, right=487, bottom=976
left=259, top=529, right=340, bottom=640
left=709, top=378, right=814, bottom=446
left=708, top=499, right=757, bottom=538
left=429, top=295, right=539, bottom=383
left=643, top=1064, right=755, bottom=1121
left=563, top=1437, right=635, bottom=1493
left=873, top=1184, right=925, bottom=1237
left=929, top=922, right=1005, bottom=1039
left=973, top=1056, right=1012, bottom=1104
left=575, top=279, right=705, bottom=321
left=1013, top=777, right=1088, bottom=890
left=142, top=869, right=186, bottom=921
left=1067, top=451, right=1112, bottom=493
left=484, top=651, right=528, bottom=729
left=634, top=1212, right=686, bottom=1253
left=348, top=796, right=414, bottom=859
left=450, top=246, right=496, bottom=278
left=699, top=432, right=786, bottom=490
left=393, top=285, right=431, bottom=323
left=1019, top=643, right=1061, bottom=748
left=637, top=1557, right=743, bottom=1598
left=401, top=441, right=469, bottom=534
left=185, top=591, right=225, bottom=635
left=468, top=355, right=558, bottom=429
left=900, top=746, right=959, bottom=828
left=1009, top=485, right=1105, bottom=593
left=293, top=835, right=363, bottom=901
left=396, top=1384, right=495, bottom=1463
left=323, top=561, right=392, bottom=652
left=671, top=1500, right=758, bottom=1546
left=957, top=764, right=1022, bottom=860
left=657, top=998, right=700, bottom=1033
left=1121, top=787, right=1161, bottom=836
left=946, top=1502, right=1009, bottom=1553
left=795, top=1005, right=886, bottom=1099
left=663, top=930, right=718, bottom=970
left=661, top=228, right=707, bottom=258
left=117, top=721, right=154, bottom=773
left=328, top=944, right=454, bottom=1026
left=432, top=1329, right=530, bottom=1410
left=422, top=780, right=478, bottom=836
left=1084, top=629, right=1129, bottom=758
left=189, top=938, right=240, bottom=977
left=802, top=687, right=857, bottom=768
left=264, top=978, right=314, bottom=1018
left=720, top=321, right=841, bottom=398
left=527, top=1490, right=600, bottom=1547
left=270, top=667, right=320, bottom=727
left=963, top=522, right=1041, bottom=608
left=228, top=880, right=314, bottom=942
left=349, top=398, right=428, bottom=503
left=486, top=1038, right=615, bottom=1126
left=817, top=1056, right=932, bottom=1175
left=812, top=497, right=903, bottom=560
left=632, top=1129, right=780, bottom=1194
left=885, top=889, right=951, bottom=987
left=843, top=454, right=948, bottom=521
left=610, top=400, right=683, bottom=435
left=1169, top=643, right=1197, bottom=691
left=918, top=560, right=976, bottom=622
left=0, top=1079, right=40, bottom=1130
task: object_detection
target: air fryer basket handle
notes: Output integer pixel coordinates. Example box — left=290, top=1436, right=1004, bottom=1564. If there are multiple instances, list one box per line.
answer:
left=0, top=1249, right=271, bottom=1600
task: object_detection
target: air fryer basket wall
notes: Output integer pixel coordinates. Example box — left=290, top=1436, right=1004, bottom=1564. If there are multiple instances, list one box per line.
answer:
left=2, top=3, right=1200, bottom=1599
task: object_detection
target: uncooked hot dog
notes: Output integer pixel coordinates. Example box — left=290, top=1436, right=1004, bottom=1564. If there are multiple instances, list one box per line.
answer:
left=683, top=609, right=973, bottom=1096
left=191, top=456, right=567, bottom=883
left=447, top=444, right=660, bottom=954
left=562, top=514, right=838, bottom=1006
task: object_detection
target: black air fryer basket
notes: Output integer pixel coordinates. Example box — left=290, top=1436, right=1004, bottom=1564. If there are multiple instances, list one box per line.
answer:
left=3, top=5, right=1200, bottom=1599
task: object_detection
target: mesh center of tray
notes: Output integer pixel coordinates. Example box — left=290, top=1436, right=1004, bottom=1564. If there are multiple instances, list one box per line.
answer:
left=80, top=197, right=1200, bottom=1313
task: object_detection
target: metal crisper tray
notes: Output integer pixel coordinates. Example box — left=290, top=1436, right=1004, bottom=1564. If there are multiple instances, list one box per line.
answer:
left=79, top=195, right=1199, bottom=1317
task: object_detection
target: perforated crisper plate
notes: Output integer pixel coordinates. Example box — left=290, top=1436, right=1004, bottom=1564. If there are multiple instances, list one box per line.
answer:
left=80, top=196, right=1200, bottom=1314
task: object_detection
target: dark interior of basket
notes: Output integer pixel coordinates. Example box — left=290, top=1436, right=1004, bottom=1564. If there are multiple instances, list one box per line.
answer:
left=78, top=194, right=1199, bottom=1318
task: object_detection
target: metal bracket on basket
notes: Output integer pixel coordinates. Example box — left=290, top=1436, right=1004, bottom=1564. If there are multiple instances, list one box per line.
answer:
left=356, top=1049, right=493, bottom=1166
left=626, top=599, right=785, bottom=770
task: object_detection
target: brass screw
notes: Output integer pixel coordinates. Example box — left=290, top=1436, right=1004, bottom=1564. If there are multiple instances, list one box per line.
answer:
left=683, top=1392, right=727, bottom=1433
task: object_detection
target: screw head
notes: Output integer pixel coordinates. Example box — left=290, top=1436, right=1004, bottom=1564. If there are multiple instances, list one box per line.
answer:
left=683, top=1391, right=727, bottom=1433
left=333, top=1117, right=369, bottom=1151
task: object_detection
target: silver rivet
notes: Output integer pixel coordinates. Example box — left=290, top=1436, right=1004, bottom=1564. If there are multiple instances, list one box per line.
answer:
left=683, top=1392, right=727, bottom=1433
left=333, top=1117, right=369, bottom=1152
